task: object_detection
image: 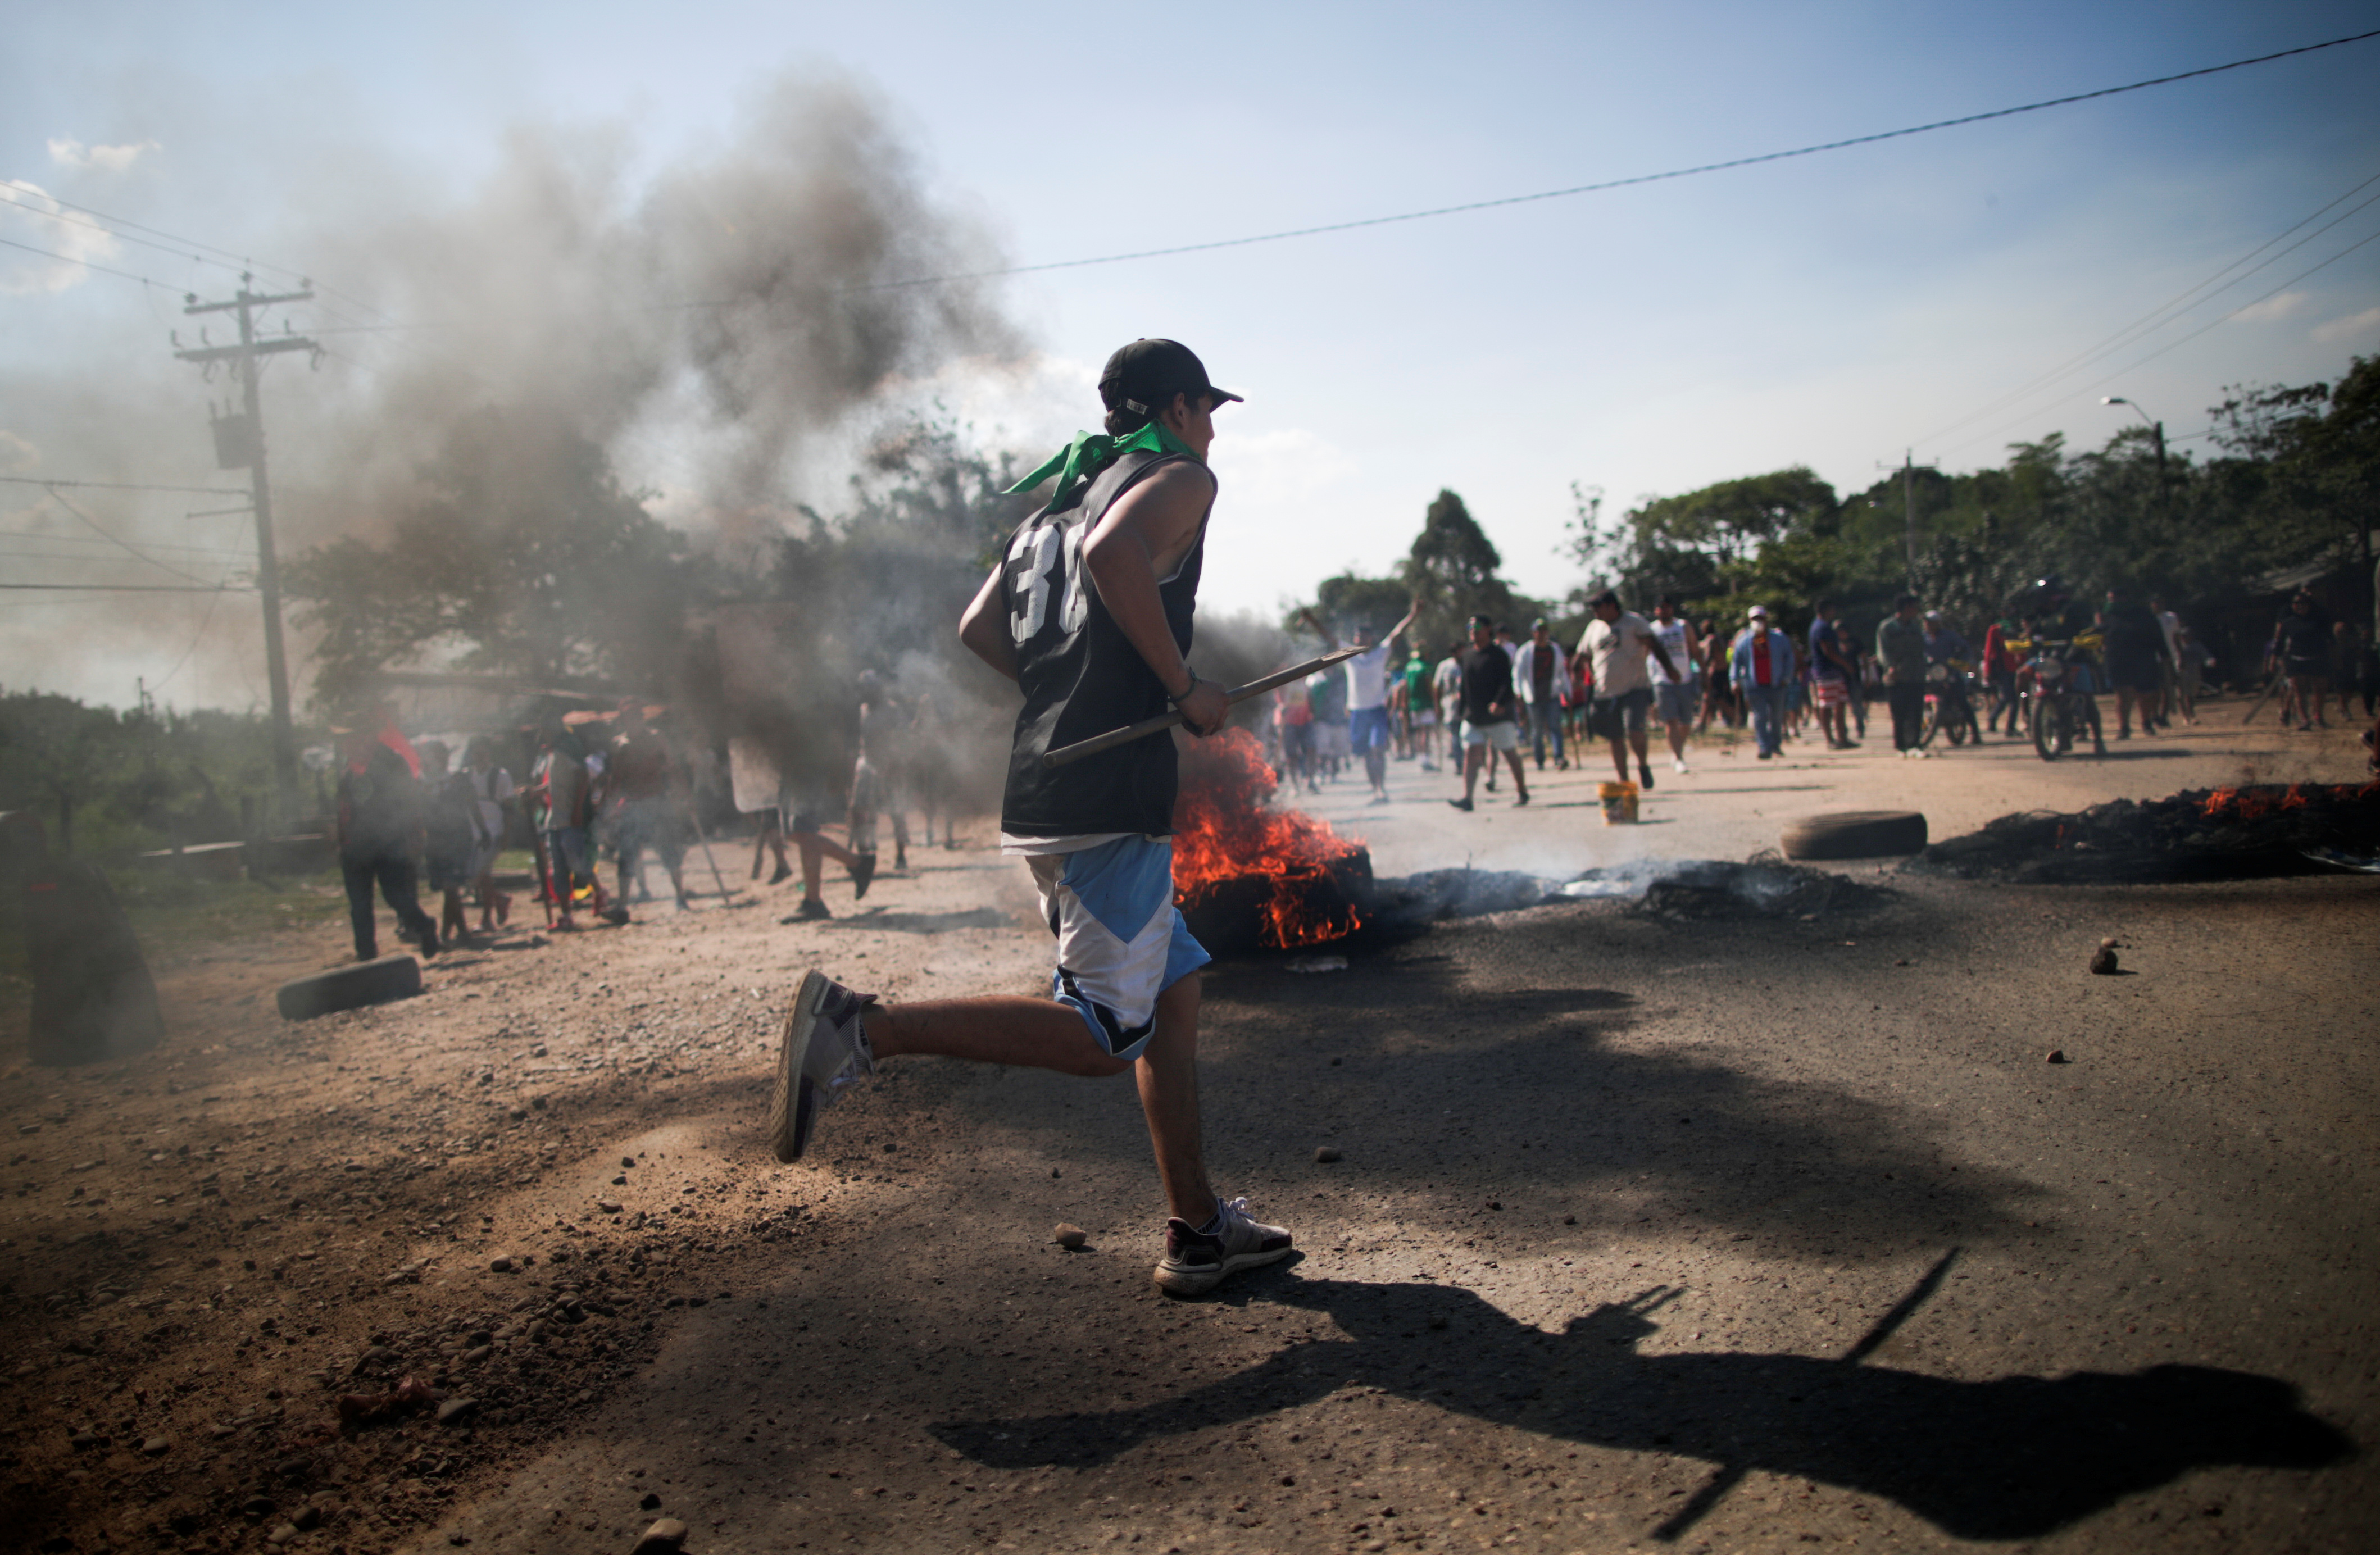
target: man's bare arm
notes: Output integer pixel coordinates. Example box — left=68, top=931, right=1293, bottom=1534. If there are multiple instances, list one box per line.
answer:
left=957, top=566, right=1019, bottom=683
left=1083, top=462, right=1227, bottom=733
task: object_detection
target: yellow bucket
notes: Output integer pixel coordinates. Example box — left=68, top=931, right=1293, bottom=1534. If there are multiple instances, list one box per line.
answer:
left=1598, top=780, right=1639, bottom=825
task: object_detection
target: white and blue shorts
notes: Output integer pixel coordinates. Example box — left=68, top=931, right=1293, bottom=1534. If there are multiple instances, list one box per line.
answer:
left=1025, top=835, right=1210, bottom=1062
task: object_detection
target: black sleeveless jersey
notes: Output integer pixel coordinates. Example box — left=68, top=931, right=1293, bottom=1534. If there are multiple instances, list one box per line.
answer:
left=998, top=447, right=1211, bottom=839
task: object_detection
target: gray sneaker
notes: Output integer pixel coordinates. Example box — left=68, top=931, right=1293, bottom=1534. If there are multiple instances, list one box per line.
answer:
left=1153, top=1197, right=1294, bottom=1296
left=766, top=971, right=878, bottom=1163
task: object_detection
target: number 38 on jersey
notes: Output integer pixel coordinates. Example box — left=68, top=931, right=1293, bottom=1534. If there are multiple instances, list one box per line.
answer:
left=1006, top=519, right=1089, bottom=645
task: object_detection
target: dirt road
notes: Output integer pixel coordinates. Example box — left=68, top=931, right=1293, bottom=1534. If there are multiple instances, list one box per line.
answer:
left=2, top=710, right=2373, bottom=1555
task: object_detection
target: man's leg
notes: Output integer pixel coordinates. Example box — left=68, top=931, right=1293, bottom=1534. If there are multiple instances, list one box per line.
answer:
left=1607, top=732, right=1630, bottom=785
left=541, top=830, right=575, bottom=923
left=616, top=833, right=640, bottom=903
left=1501, top=744, right=1530, bottom=801
left=1360, top=716, right=1389, bottom=795
left=1457, top=738, right=1484, bottom=805
left=1628, top=721, right=1652, bottom=784
left=376, top=855, right=438, bottom=952
left=1132, top=974, right=1218, bottom=1222
left=1755, top=686, right=1782, bottom=755
left=340, top=856, right=378, bottom=958
left=869, top=998, right=1129, bottom=1076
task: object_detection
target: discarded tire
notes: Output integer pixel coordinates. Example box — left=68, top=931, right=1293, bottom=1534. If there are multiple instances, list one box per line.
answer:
left=1780, top=810, right=1928, bottom=861
left=276, top=956, right=421, bottom=1021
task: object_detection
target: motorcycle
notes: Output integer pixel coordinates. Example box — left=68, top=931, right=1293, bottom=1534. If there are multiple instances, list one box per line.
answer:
left=1918, top=658, right=1981, bottom=748
left=2009, top=631, right=2106, bottom=761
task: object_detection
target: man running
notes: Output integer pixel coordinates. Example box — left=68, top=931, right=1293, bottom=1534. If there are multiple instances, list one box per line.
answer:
left=1448, top=615, right=1529, bottom=811
left=1807, top=598, right=1859, bottom=750
left=1513, top=617, right=1569, bottom=771
left=767, top=339, right=1292, bottom=1297
left=1305, top=598, right=1420, bottom=804
left=1578, top=590, right=1679, bottom=790
left=1647, top=596, right=1701, bottom=774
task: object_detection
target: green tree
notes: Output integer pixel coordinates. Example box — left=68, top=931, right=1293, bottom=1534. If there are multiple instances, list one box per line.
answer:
left=1307, top=574, right=1415, bottom=642
left=1627, top=467, right=1838, bottom=566
left=285, top=409, right=707, bottom=708
left=2213, top=354, right=2380, bottom=622
left=1402, top=488, right=1530, bottom=648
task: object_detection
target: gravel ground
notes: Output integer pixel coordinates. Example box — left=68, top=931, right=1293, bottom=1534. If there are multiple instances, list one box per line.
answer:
left=2, top=715, right=2374, bottom=1555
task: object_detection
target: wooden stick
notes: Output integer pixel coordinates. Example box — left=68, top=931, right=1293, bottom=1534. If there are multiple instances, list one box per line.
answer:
left=1039, top=647, right=1364, bottom=770
left=2241, top=669, right=2286, bottom=725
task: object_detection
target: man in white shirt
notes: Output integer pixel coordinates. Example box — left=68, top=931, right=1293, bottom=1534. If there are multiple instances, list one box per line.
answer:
left=1304, top=598, right=1420, bottom=804
left=1647, top=595, right=1702, bottom=774
left=1513, top=617, right=1569, bottom=771
left=1578, top=589, right=1679, bottom=790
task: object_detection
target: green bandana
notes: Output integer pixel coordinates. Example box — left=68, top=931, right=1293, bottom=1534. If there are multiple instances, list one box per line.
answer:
left=1005, top=420, right=1200, bottom=510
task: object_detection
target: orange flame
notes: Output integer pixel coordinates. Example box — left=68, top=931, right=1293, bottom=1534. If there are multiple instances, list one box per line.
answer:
left=2200, top=782, right=2372, bottom=821
left=1173, top=728, right=1364, bottom=949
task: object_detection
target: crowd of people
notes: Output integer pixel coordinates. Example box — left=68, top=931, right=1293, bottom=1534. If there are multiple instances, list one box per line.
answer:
left=1262, top=578, right=2380, bottom=805
left=331, top=680, right=956, bottom=963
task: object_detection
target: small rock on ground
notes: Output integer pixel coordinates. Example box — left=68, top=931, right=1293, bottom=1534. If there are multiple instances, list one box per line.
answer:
left=632, top=1517, right=689, bottom=1555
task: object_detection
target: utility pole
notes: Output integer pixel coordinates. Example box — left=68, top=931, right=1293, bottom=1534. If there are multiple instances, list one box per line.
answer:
left=2103, top=395, right=2169, bottom=540
left=1903, top=452, right=1916, bottom=580
left=1876, top=452, right=1937, bottom=590
left=174, top=275, right=318, bottom=820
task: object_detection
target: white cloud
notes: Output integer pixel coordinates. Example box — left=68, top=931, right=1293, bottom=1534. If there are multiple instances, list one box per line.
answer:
left=0, top=179, right=120, bottom=294
left=2230, top=290, right=2310, bottom=324
left=47, top=137, right=160, bottom=174
left=2313, top=305, right=2380, bottom=344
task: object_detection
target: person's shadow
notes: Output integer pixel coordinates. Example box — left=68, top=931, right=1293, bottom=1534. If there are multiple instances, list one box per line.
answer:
left=930, top=1260, right=2351, bottom=1542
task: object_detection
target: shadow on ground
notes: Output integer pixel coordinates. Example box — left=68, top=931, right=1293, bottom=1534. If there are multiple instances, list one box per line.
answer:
left=922, top=927, right=2047, bottom=1261
left=931, top=1268, right=2354, bottom=1543
left=829, top=907, right=1016, bottom=934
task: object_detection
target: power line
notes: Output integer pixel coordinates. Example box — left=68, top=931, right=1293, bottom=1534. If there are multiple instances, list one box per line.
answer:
left=0, top=581, right=253, bottom=593
left=1911, top=171, right=2380, bottom=448
left=1939, top=222, right=2380, bottom=460
left=0, top=234, right=171, bottom=290
left=0, top=529, right=257, bottom=558
left=0, top=186, right=220, bottom=275
left=850, top=28, right=2380, bottom=291
left=145, top=585, right=228, bottom=694
left=40, top=489, right=216, bottom=584
left=0, top=474, right=251, bottom=497
left=3, top=185, right=388, bottom=320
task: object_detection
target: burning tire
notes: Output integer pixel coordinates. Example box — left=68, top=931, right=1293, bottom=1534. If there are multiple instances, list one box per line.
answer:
left=276, top=955, right=423, bottom=1021
left=1779, top=810, right=1928, bottom=861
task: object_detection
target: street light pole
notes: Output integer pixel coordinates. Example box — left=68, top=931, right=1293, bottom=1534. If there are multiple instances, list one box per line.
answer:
left=2101, top=395, right=2166, bottom=478
left=2102, top=395, right=2170, bottom=542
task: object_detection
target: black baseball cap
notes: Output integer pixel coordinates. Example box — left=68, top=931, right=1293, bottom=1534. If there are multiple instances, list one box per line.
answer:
left=1099, top=339, right=1243, bottom=417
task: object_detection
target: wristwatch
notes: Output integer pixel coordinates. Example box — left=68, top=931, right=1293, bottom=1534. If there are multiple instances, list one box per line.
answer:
left=1166, top=667, right=1201, bottom=709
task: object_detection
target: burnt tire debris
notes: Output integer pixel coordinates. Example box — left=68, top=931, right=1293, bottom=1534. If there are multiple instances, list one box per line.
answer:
left=275, top=954, right=424, bottom=1021
left=1780, top=810, right=1929, bottom=861
left=1909, top=784, right=2380, bottom=885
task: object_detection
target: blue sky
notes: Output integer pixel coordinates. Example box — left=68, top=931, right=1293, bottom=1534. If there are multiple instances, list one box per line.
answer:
left=4, top=1, right=2377, bottom=710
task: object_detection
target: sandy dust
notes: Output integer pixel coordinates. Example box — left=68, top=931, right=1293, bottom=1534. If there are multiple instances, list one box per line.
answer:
left=2, top=710, right=2374, bottom=1555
